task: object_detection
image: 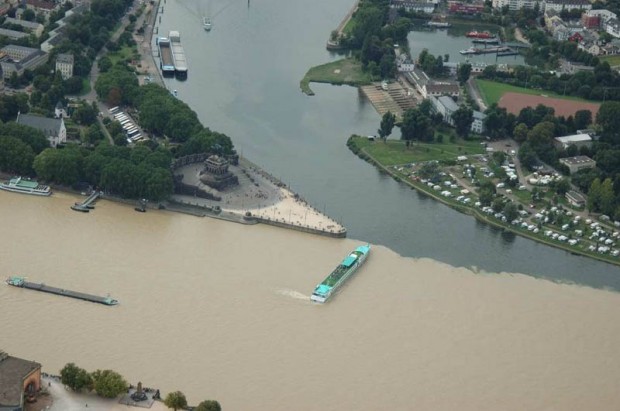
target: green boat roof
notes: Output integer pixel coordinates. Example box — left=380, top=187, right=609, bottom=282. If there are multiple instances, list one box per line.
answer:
left=10, top=178, right=39, bottom=188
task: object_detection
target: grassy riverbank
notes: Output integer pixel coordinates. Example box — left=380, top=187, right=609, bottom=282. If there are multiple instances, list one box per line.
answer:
left=347, top=135, right=620, bottom=267
left=300, top=58, right=371, bottom=96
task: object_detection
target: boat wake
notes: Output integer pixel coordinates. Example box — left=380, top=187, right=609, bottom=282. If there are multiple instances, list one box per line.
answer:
left=276, top=289, right=311, bottom=301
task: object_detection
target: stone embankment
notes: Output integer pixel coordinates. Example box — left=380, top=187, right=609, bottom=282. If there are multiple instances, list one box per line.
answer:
left=326, top=0, right=361, bottom=50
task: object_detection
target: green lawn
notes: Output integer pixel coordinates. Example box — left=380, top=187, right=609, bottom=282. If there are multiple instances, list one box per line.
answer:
left=350, top=136, right=485, bottom=166
left=600, top=54, right=620, bottom=66
left=300, top=58, right=371, bottom=95
left=108, top=45, right=140, bottom=66
left=475, top=79, right=591, bottom=106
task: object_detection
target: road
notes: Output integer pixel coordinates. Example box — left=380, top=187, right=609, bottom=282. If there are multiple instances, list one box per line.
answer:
left=466, top=77, right=487, bottom=112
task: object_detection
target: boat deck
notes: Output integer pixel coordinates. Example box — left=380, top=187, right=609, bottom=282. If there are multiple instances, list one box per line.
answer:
left=7, top=277, right=118, bottom=306
left=158, top=38, right=175, bottom=72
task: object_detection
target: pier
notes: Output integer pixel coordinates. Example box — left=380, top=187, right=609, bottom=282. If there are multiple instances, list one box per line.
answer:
left=6, top=276, right=118, bottom=305
left=71, top=190, right=102, bottom=212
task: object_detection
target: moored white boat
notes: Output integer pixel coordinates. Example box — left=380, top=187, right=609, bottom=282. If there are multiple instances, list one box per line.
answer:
left=0, top=177, right=51, bottom=196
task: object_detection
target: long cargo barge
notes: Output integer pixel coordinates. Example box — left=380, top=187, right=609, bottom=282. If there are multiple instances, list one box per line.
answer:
left=6, top=276, right=118, bottom=306
left=157, top=37, right=175, bottom=74
left=310, top=244, right=370, bottom=303
left=169, top=30, right=187, bottom=76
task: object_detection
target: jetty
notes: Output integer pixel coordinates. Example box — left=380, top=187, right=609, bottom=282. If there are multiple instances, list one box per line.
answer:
left=6, top=276, right=119, bottom=306
left=71, top=190, right=102, bottom=212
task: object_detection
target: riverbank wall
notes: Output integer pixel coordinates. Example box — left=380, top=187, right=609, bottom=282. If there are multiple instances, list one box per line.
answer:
left=326, top=0, right=360, bottom=50
left=346, top=137, right=620, bottom=267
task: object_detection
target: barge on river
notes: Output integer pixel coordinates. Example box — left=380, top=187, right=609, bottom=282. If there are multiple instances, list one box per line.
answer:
left=311, top=244, right=370, bottom=303
left=6, top=276, right=119, bottom=306
left=0, top=176, right=51, bottom=196
left=169, top=30, right=188, bottom=77
left=157, top=37, right=175, bottom=75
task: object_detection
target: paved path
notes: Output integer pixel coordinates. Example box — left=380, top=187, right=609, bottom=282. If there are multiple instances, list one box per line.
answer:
left=466, top=77, right=487, bottom=112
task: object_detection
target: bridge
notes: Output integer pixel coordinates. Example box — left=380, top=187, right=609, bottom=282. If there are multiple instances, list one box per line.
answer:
left=71, top=191, right=102, bottom=213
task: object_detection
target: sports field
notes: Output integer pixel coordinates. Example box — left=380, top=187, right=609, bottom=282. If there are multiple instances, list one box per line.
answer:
left=475, top=79, right=589, bottom=106
left=498, top=92, right=601, bottom=117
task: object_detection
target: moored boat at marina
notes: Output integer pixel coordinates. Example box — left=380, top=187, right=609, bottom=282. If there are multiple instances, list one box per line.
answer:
left=426, top=21, right=451, bottom=28
left=0, top=177, right=51, bottom=196
left=203, top=16, right=212, bottom=31
left=465, top=30, right=495, bottom=39
left=311, top=244, right=370, bottom=303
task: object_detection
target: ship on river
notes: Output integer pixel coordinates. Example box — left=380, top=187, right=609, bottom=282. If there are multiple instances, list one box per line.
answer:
left=169, top=30, right=188, bottom=77
left=0, top=176, right=51, bottom=196
left=311, top=244, right=370, bottom=303
left=157, top=37, right=175, bottom=75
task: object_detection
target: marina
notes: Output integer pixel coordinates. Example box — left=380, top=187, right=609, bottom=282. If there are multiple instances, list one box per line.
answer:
left=5, top=276, right=118, bottom=306
left=311, top=244, right=370, bottom=303
left=0, top=176, right=51, bottom=196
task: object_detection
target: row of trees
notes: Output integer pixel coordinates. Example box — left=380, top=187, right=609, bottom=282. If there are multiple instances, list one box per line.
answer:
left=163, top=391, right=221, bottom=411
left=60, top=363, right=128, bottom=398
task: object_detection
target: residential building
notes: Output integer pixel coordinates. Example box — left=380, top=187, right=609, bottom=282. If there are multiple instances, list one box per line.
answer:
left=585, top=9, right=617, bottom=23
left=16, top=113, right=66, bottom=147
left=431, top=95, right=485, bottom=133
left=492, top=0, right=541, bottom=11
left=0, top=28, right=29, bottom=40
left=40, top=4, right=88, bottom=52
left=543, top=0, right=591, bottom=12
left=544, top=9, right=564, bottom=31
left=606, top=19, right=620, bottom=38
left=423, top=82, right=460, bottom=98
left=25, top=0, right=57, bottom=19
left=554, top=133, right=592, bottom=150
left=581, top=13, right=600, bottom=29
left=4, top=17, right=44, bottom=37
left=472, top=110, right=486, bottom=134
left=55, top=53, right=74, bottom=80
left=448, top=1, right=485, bottom=14
left=559, top=155, right=596, bottom=174
left=0, top=351, right=41, bottom=411
left=396, top=54, right=415, bottom=72
left=390, top=0, right=436, bottom=14
left=566, top=190, right=586, bottom=207
left=0, top=45, right=48, bottom=80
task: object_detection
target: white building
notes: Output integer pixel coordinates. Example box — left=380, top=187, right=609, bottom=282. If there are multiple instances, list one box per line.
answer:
left=492, top=0, right=540, bottom=11
left=554, top=133, right=592, bottom=150
left=472, top=110, right=486, bottom=134
left=559, top=155, right=596, bottom=174
left=544, top=0, right=591, bottom=12
left=55, top=53, right=74, bottom=80
left=423, top=82, right=460, bottom=98
left=16, top=113, right=66, bottom=147
left=389, top=0, right=436, bottom=13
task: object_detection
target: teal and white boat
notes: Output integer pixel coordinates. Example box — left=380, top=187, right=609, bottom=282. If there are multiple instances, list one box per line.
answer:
left=0, top=177, right=51, bottom=196
left=311, top=244, right=370, bottom=303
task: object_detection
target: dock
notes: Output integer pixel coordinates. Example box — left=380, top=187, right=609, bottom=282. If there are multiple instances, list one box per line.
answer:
left=71, top=190, right=102, bottom=212
left=360, top=81, right=417, bottom=120
left=6, top=276, right=118, bottom=306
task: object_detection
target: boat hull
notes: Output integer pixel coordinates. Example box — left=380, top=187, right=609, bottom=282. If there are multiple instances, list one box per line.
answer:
left=0, top=184, right=51, bottom=196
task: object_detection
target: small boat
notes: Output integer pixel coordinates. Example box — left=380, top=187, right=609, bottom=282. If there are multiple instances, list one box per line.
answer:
left=135, top=207, right=146, bottom=213
left=460, top=47, right=481, bottom=55
left=427, top=21, right=451, bottom=28
left=465, top=30, right=495, bottom=39
left=203, top=17, right=212, bottom=31
left=71, top=204, right=89, bottom=213
left=172, top=89, right=178, bottom=97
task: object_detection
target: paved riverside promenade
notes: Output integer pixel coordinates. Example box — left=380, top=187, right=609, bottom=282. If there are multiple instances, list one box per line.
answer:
left=172, top=159, right=346, bottom=236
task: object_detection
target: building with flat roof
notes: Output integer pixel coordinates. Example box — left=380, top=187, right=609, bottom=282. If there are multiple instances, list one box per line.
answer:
left=390, top=0, right=436, bottom=13
left=0, top=351, right=41, bottom=411
left=492, top=0, right=540, bottom=10
left=16, top=113, right=66, bottom=147
left=544, top=0, right=591, bottom=12
left=566, top=190, right=586, bottom=207
left=554, top=133, right=592, bottom=150
left=559, top=155, right=596, bottom=174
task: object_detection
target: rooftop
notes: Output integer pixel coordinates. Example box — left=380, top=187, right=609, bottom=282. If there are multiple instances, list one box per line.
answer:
left=56, top=53, right=73, bottom=64
left=0, top=28, right=29, bottom=39
left=4, top=17, right=43, bottom=30
left=559, top=155, right=595, bottom=165
left=16, top=113, right=62, bottom=134
left=426, top=82, right=460, bottom=94
left=0, top=351, right=41, bottom=407
left=437, top=95, right=459, bottom=111
left=555, top=133, right=592, bottom=143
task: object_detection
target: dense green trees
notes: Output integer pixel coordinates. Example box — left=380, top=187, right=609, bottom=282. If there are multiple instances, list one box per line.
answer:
left=400, top=108, right=433, bottom=142
left=60, top=363, right=93, bottom=391
left=95, top=65, right=140, bottom=106
left=452, top=106, right=473, bottom=139
left=164, top=391, right=188, bottom=411
left=457, top=63, right=472, bottom=84
left=195, top=400, right=222, bottom=411
left=91, top=369, right=128, bottom=398
left=417, top=49, right=445, bottom=77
